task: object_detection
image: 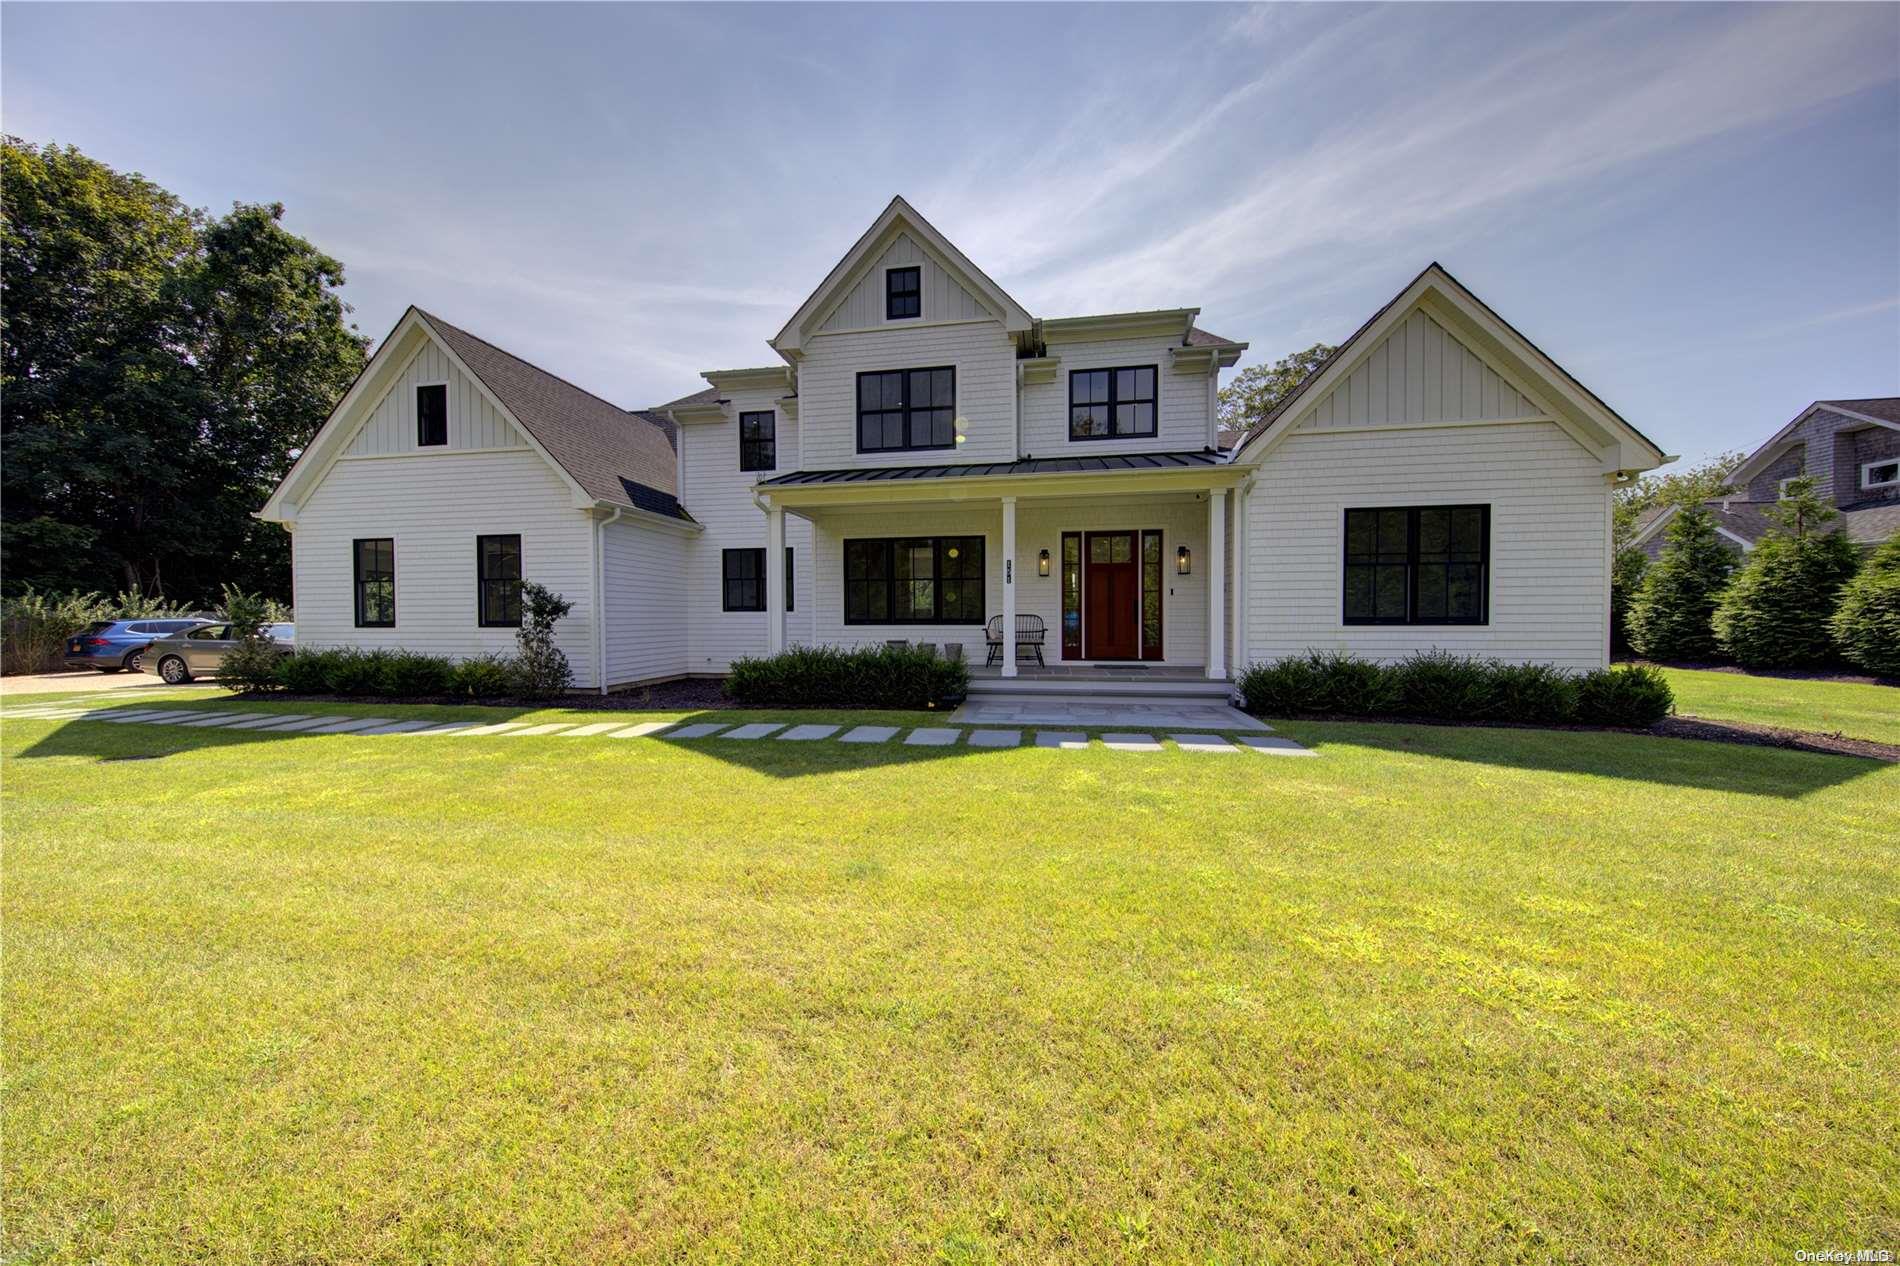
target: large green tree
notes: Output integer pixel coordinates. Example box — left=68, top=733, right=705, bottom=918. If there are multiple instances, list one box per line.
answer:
left=1, top=138, right=367, bottom=602
left=1217, top=342, right=1335, bottom=439
left=1712, top=477, right=1862, bottom=669
left=1625, top=506, right=1736, bottom=661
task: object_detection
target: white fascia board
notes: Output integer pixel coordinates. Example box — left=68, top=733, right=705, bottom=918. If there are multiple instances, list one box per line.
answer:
left=703, top=366, right=795, bottom=394
left=1041, top=309, right=1200, bottom=341
left=591, top=500, right=703, bottom=537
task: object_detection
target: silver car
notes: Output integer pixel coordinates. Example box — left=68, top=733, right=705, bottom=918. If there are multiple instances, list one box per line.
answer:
left=144, top=622, right=295, bottom=684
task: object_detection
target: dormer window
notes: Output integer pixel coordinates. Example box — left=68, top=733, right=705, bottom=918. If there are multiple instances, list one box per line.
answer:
left=417, top=384, right=447, bottom=447
left=1863, top=459, right=1899, bottom=490
left=886, top=266, right=920, bottom=320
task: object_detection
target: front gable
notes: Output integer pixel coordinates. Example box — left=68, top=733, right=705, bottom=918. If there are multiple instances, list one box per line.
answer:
left=1297, top=308, right=1548, bottom=431
left=815, top=231, right=996, bottom=333
left=344, top=338, right=527, bottom=456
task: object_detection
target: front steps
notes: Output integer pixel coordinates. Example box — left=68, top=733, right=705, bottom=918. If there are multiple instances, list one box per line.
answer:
left=966, top=673, right=1236, bottom=705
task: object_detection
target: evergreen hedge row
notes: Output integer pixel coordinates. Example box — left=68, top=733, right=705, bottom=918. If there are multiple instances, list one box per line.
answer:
left=725, top=644, right=969, bottom=710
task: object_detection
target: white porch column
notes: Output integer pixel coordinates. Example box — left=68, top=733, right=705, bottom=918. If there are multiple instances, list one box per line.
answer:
left=765, top=500, right=786, bottom=655
left=1206, top=488, right=1227, bottom=679
left=1230, top=481, right=1248, bottom=677
left=1000, top=496, right=1018, bottom=677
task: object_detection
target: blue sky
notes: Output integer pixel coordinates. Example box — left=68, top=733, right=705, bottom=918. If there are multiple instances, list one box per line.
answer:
left=5, top=2, right=1896, bottom=465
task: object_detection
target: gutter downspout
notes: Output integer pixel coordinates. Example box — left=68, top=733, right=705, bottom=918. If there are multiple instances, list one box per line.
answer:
left=594, top=506, right=624, bottom=695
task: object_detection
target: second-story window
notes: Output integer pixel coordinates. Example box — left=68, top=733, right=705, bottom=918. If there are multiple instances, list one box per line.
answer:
left=417, top=384, right=447, bottom=446
left=739, top=411, right=776, bottom=471
left=858, top=367, right=956, bottom=453
left=886, top=266, right=920, bottom=320
left=1070, top=366, right=1157, bottom=440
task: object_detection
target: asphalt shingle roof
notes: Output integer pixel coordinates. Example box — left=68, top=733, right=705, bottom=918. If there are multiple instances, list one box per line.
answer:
left=418, top=310, right=680, bottom=510
left=1818, top=398, right=1900, bottom=426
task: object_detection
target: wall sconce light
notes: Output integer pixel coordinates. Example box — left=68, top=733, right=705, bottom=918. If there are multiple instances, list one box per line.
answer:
left=1176, top=545, right=1192, bottom=575
left=1037, top=548, right=1051, bottom=577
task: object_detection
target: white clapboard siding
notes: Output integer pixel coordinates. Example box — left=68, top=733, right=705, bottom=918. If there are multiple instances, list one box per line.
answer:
left=1021, top=333, right=1213, bottom=457
left=1014, top=498, right=1209, bottom=666
left=799, top=320, right=1016, bottom=469
left=806, top=503, right=1003, bottom=663
left=1243, top=421, right=1610, bottom=669
left=291, top=448, right=598, bottom=685
left=816, top=233, right=993, bottom=332
left=601, top=517, right=689, bottom=687
left=344, top=341, right=524, bottom=455
left=1298, top=309, right=1545, bottom=430
left=679, top=385, right=814, bottom=673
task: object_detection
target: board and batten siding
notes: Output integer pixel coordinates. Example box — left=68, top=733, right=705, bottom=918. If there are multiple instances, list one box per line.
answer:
left=1298, top=309, right=1545, bottom=430
left=1243, top=421, right=1611, bottom=669
left=679, top=386, right=814, bottom=673
left=345, top=342, right=524, bottom=455
left=1021, top=333, right=1214, bottom=457
left=798, top=320, right=1017, bottom=470
left=816, top=233, right=993, bottom=332
left=291, top=447, right=599, bottom=685
left=601, top=516, right=689, bottom=686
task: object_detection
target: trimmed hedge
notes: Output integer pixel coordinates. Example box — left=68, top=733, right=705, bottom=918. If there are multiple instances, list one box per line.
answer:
left=1235, top=651, right=1673, bottom=728
left=255, top=648, right=534, bottom=700
left=724, top=644, right=969, bottom=710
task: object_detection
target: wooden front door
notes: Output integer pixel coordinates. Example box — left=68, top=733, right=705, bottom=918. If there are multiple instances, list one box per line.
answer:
left=1084, top=531, right=1140, bottom=660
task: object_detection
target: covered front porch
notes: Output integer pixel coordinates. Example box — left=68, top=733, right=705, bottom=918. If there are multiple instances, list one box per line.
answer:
left=754, top=454, right=1250, bottom=681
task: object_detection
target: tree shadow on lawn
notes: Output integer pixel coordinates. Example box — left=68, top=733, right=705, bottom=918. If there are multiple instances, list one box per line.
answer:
left=1282, top=719, right=1890, bottom=799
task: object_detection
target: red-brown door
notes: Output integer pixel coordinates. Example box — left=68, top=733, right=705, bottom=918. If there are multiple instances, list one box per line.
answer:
left=1084, top=531, right=1140, bottom=660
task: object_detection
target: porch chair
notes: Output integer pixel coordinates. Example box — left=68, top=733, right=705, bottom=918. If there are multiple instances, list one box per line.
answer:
left=984, top=614, right=1047, bottom=667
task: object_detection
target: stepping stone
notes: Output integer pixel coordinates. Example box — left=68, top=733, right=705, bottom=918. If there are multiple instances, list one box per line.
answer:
left=721, top=722, right=785, bottom=740
left=968, top=729, right=1021, bottom=748
left=663, top=723, right=727, bottom=740
left=1171, top=733, right=1240, bottom=753
left=558, top=721, right=631, bottom=737
left=1237, top=735, right=1318, bottom=758
left=447, top=722, right=530, bottom=737
left=903, top=727, right=960, bottom=747
left=143, top=712, right=219, bottom=725
left=1035, top=730, right=1089, bottom=750
left=177, top=713, right=273, bottom=728
left=224, top=714, right=317, bottom=730
left=840, top=725, right=899, bottom=744
left=778, top=724, right=839, bottom=741
left=304, top=716, right=391, bottom=734
left=253, top=715, right=348, bottom=732
left=359, top=719, right=440, bottom=735
left=94, top=710, right=174, bottom=723
left=409, top=722, right=485, bottom=735
left=498, top=723, right=571, bottom=736
left=606, top=721, right=671, bottom=738
left=10, top=709, right=86, bottom=718
left=1101, top=732, right=1162, bottom=752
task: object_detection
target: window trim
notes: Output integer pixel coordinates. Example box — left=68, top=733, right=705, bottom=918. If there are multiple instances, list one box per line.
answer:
left=843, top=535, right=986, bottom=626
left=855, top=366, right=958, bottom=454
left=885, top=265, right=921, bottom=321
left=1068, top=364, right=1159, bottom=442
left=1861, top=458, right=1899, bottom=490
left=415, top=382, right=449, bottom=447
left=738, top=410, right=777, bottom=472
left=353, top=537, right=395, bottom=629
left=721, top=547, right=794, bottom=613
left=1341, top=504, right=1490, bottom=627
left=476, top=533, right=523, bottom=628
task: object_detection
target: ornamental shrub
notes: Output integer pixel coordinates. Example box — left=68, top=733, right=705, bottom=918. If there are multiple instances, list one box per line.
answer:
left=1233, top=653, right=1325, bottom=715
left=1626, top=506, right=1736, bottom=661
left=511, top=581, right=574, bottom=699
left=1235, top=653, right=1671, bottom=727
left=1574, top=663, right=1675, bottom=727
left=725, top=643, right=969, bottom=710
left=377, top=650, right=456, bottom=697
left=1488, top=661, right=1581, bottom=725
left=1392, top=650, right=1498, bottom=719
left=450, top=654, right=517, bottom=700
left=1829, top=535, right=1900, bottom=677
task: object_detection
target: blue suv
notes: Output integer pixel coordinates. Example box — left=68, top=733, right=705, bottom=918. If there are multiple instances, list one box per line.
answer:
left=63, top=618, right=209, bottom=673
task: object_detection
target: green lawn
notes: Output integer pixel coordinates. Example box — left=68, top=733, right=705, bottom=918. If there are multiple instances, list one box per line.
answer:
left=3, top=692, right=1895, bottom=1262
left=1660, top=666, right=1900, bottom=745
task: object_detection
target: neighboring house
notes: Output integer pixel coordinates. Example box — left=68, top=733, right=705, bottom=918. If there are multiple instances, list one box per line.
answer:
left=259, top=196, right=1667, bottom=690
left=1628, top=398, right=1900, bottom=561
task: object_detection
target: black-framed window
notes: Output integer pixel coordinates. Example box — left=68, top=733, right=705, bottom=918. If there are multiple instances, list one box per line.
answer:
left=1343, top=505, right=1489, bottom=625
left=739, top=411, right=776, bottom=472
left=722, top=547, right=794, bottom=613
left=1070, top=365, right=1157, bottom=440
left=477, top=534, right=522, bottom=627
left=417, top=384, right=447, bottom=447
left=353, top=538, right=394, bottom=628
left=886, top=266, right=920, bottom=320
left=857, top=367, right=956, bottom=452
left=844, top=536, right=984, bottom=624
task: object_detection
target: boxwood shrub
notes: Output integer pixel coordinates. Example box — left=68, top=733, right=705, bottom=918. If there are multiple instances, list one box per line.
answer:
left=724, top=644, right=969, bottom=710
left=1236, top=651, right=1672, bottom=728
left=264, top=648, right=522, bottom=700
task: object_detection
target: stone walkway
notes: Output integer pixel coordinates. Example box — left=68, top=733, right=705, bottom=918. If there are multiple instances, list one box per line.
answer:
left=2, top=699, right=1317, bottom=756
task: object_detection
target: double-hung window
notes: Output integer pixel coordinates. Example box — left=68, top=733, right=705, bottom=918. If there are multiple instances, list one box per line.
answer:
left=417, top=384, right=447, bottom=447
left=857, top=367, right=956, bottom=453
left=739, top=411, right=776, bottom=471
left=886, top=266, right=920, bottom=320
left=1343, top=505, right=1489, bottom=625
left=477, top=534, right=523, bottom=627
left=722, top=548, right=794, bottom=613
left=1069, top=365, right=1157, bottom=440
left=353, top=538, right=395, bottom=628
left=843, top=536, right=984, bottom=624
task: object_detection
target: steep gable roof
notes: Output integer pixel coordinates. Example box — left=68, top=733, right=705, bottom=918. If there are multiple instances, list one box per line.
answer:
left=1727, top=397, right=1900, bottom=486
